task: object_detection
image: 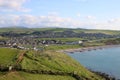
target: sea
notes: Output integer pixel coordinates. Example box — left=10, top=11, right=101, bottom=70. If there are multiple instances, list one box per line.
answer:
left=68, top=46, right=120, bottom=79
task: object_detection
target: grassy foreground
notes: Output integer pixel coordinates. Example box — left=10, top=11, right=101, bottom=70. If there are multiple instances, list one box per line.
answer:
left=0, top=71, right=76, bottom=80
left=0, top=48, right=104, bottom=80
left=0, top=48, right=21, bottom=66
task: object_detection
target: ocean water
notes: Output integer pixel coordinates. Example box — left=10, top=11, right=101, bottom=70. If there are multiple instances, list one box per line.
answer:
left=68, top=47, right=120, bottom=79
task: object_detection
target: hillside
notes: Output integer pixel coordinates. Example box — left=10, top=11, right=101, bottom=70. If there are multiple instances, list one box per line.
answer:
left=0, top=27, right=120, bottom=40
left=0, top=27, right=120, bottom=35
left=0, top=48, right=104, bottom=80
left=104, top=38, right=120, bottom=45
left=0, top=71, right=76, bottom=80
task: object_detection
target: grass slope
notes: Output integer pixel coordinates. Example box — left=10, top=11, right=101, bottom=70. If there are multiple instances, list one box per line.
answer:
left=0, top=48, right=20, bottom=66
left=0, top=71, right=76, bottom=80
left=0, top=48, right=104, bottom=80
left=21, top=50, right=103, bottom=80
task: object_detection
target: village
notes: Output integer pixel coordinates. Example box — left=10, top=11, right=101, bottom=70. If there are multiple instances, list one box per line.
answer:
left=0, top=36, right=84, bottom=51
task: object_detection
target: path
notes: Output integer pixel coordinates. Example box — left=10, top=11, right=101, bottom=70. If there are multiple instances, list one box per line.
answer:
left=16, top=51, right=27, bottom=64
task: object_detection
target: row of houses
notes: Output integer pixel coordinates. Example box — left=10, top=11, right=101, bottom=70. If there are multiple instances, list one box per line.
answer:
left=0, top=39, right=85, bottom=46
left=0, top=37, right=85, bottom=51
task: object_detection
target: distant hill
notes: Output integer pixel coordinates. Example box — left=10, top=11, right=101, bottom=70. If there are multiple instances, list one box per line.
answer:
left=0, top=27, right=119, bottom=35
left=0, top=27, right=119, bottom=39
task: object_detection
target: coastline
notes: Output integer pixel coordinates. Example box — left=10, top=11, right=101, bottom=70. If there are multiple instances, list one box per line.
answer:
left=60, top=44, right=120, bottom=79
left=90, top=70, right=116, bottom=80
left=59, top=45, right=120, bottom=53
left=25, top=44, right=120, bottom=80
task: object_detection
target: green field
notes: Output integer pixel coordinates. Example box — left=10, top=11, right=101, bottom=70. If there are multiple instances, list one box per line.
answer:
left=0, top=28, right=33, bottom=33
left=20, top=50, right=103, bottom=80
left=0, top=48, right=104, bottom=80
left=31, top=28, right=120, bottom=35
left=44, top=44, right=82, bottom=50
left=38, top=38, right=83, bottom=42
left=0, top=71, right=76, bottom=80
left=73, top=29, right=120, bottom=35
left=0, top=48, right=20, bottom=66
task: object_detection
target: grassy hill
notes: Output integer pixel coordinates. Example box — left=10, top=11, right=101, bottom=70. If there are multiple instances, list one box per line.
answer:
left=0, top=27, right=120, bottom=35
left=30, top=28, right=120, bottom=35
left=0, top=48, right=104, bottom=80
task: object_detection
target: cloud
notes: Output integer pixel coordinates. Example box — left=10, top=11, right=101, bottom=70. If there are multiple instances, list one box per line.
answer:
left=0, top=14, right=83, bottom=28
left=77, top=13, right=81, bottom=17
left=48, top=12, right=59, bottom=16
left=0, top=14, right=120, bottom=30
left=94, top=20, right=120, bottom=30
left=0, top=0, right=30, bottom=12
left=0, top=14, right=20, bottom=26
left=86, top=15, right=96, bottom=19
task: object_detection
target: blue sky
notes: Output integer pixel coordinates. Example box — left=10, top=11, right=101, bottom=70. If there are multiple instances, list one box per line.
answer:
left=0, top=0, right=120, bottom=30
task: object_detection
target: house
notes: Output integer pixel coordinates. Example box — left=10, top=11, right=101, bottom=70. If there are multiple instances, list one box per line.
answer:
left=33, top=47, right=38, bottom=51
left=78, top=41, right=83, bottom=44
left=0, top=40, right=6, bottom=46
left=12, top=43, right=18, bottom=48
left=65, top=41, right=83, bottom=45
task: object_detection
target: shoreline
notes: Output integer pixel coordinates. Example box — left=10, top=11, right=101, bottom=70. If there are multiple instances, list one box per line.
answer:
left=59, top=45, right=120, bottom=53
left=90, top=70, right=116, bottom=80
left=60, top=44, right=120, bottom=79
left=60, top=44, right=120, bottom=80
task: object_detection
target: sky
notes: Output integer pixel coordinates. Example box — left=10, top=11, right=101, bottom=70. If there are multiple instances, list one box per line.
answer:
left=0, top=0, right=120, bottom=30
